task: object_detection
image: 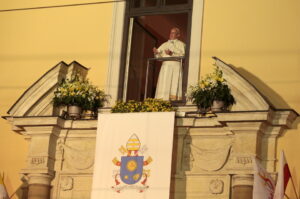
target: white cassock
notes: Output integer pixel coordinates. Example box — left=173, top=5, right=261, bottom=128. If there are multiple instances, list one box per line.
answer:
left=155, top=39, right=185, bottom=101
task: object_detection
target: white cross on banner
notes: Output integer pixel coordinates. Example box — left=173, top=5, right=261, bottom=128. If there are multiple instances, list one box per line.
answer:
left=91, top=112, right=175, bottom=199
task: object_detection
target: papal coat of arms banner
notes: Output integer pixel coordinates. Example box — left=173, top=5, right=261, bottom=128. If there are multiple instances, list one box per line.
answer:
left=91, top=112, right=175, bottom=199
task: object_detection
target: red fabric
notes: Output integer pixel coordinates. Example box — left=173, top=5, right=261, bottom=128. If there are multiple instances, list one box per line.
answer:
left=273, top=151, right=292, bottom=199
left=283, top=163, right=291, bottom=190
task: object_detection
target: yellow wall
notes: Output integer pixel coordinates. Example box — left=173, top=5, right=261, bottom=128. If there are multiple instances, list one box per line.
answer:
left=1, top=0, right=300, bottom=198
left=0, top=1, right=112, bottom=197
left=200, top=0, right=300, bottom=198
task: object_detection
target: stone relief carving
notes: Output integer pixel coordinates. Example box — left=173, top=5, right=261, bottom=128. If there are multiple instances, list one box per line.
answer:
left=30, top=156, right=46, bottom=166
left=182, top=135, right=233, bottom=172
left=58, top=139, right=94, bottom=170
left=236, top=156, right=252, bottom=165
left=187, top=143, right=232, bottom=171
left=209, top=179, right=224, bottom=194
left=60, top=176, right=73, bottom=191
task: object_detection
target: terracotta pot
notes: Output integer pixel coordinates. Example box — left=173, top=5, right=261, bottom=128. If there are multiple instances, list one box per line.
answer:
left=67, top=105, right=82, bottom=119
left=211, top=100, right=225, bottom=112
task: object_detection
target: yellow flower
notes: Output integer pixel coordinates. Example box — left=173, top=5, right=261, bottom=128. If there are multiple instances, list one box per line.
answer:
left=218, top=77, right=224, bottom=82
left=203, top=81, right=209, bottom=87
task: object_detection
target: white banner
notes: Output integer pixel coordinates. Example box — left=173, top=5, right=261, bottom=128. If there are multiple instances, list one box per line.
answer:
left=91, top=112, right=175, bottom=199
left=253, top=157, right=275, bottom=199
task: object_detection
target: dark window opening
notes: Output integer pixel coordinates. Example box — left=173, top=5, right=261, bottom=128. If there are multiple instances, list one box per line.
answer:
left=132, top=0, right=158, bottom=8
left=129, top=0, right=192, bottom=10
left=165, top=0, right=188, bottom=5
left=119, top=0, right=193, bottom=102
left=126, top=13, right=189, bottom=101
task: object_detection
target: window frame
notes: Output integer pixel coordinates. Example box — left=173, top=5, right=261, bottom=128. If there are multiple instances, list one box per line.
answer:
left=129, top=0, right=193, bottom=14
left=118, top=0, right=193, bottom=103
left=105, top=0, right=204, bottom=105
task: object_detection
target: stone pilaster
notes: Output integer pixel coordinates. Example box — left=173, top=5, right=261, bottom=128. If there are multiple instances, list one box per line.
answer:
left=10, top=117, right=61, bottom=199
left=231, top=174, right=253, bottom=199
left=27, top=174, right=52, bottom=199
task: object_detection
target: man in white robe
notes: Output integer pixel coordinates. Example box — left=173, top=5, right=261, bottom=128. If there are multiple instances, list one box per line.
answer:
left=153, top=27, right=185, bottom=101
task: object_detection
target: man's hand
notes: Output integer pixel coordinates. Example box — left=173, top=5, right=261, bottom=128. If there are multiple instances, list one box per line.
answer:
left=153, top=47, right=159, bottom=54
left=165, top=49, right=173, bottom=56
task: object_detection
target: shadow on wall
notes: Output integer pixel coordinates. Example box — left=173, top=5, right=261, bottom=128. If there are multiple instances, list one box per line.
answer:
left=292, top=117, right=300, bottom=130
left=14, top=183, right=27, bottom=199
left=5, top=179, right=27, bottom=199
left=169, top=129, right=189, bottom=199
left=229, top=64, right=291, bottom=109
left=227, top=63, right=300, bottom=130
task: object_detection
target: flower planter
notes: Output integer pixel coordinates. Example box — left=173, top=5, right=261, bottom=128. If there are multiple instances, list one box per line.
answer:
left=211, top=100, right=224, bottom=112
left=53, top=76, right=108, bottom=119
left=187, top=66, right=235, bottom=114
left=67, top=105, right=82, bottom=119
left=196, top=107, right=210, bottom=116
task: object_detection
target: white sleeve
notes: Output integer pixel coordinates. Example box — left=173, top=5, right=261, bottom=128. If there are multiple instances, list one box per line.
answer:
left=155, top=42, right=166, bottom=58
left=171, top=41, right=185, bottom=57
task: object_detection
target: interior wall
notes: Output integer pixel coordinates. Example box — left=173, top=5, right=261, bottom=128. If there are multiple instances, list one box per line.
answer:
left=137, top=13, right=188, bottom=46
left=0, top=1, right=113, bottom=198
left=200, top=1, right=300, bottom=198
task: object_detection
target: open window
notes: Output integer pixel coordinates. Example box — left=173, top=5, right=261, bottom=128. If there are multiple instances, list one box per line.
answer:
left=119, top=0, right=193, bottom=102
left=106, top=0, right=204, bottom=105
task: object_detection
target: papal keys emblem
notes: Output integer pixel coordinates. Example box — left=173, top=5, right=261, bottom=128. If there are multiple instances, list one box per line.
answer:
left=112, top=134, right=153, bottom=193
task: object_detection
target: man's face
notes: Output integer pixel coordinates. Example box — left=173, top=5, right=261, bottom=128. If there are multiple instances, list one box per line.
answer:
left=169, top=29, right=179, bottom=40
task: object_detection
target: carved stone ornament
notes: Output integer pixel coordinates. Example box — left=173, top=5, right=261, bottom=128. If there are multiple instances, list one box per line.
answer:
left=209, top=179, right=224, bottom=194
left=60, top=177, right=73, bottom=191
left=188, top=143, right=232, bottom=171
left=30, top=156, right=46, bottom=166
left=60, top=142, right=94, bottom=170
left=236, top=156, right=252, bottom=165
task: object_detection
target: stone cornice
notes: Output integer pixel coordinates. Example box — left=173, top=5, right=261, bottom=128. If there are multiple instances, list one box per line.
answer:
left=3, top=116, right=97, bottom=135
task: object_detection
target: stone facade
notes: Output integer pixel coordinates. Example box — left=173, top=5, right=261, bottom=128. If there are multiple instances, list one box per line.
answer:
left=4, top=59, right=298, bottom=199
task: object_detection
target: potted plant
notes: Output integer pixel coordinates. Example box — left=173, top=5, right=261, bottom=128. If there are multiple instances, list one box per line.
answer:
left=53, top=75, right=108, bottom=119
left=187, top=66, right=235, bottom=113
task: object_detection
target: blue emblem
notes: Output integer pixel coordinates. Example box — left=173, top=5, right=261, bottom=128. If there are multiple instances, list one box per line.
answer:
left=120, top=156, right=144, bottom=184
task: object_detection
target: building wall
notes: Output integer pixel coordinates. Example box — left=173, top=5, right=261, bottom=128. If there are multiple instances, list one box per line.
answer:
left=0, top=1, right=112, bottom=197
left=200, top=1, right=300, bottom=198
left=0, top=0, right=299, bottom=198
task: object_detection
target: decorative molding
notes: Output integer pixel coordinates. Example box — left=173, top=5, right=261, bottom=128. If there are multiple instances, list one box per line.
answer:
left=60, top=142, right=94, bottom=171
left=214, top=57, right=270, bottom=111
left=190, top=144, right=232, bottom=171
left=7, top=61, right=88, bottom=117
left=236, top=156, right=252, bottom=165
left=60, top=177, right=73, bottom=191
left=232, top=174, right=253, bottom=187
left=209, top=179, right=224, bottom=194
left=30, top=156, right=46, bottom=166
left=27, top=174, right=53, bottom=185
left=182, top=137, right=232, bottom=171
